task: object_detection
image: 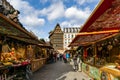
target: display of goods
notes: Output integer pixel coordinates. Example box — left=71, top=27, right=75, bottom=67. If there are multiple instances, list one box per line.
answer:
left=3, top=62, right=13, bottom=66
left=21, top=61, right=29, bottom=66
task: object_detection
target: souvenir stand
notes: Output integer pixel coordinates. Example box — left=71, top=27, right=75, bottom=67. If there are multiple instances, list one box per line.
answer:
left=0, top=14, right=35, bottom=79
left=69, top=0, right=120, bottom=80
left=0, top=1, right=44, bottom=79
left=8, top=35, right=47, bottom=73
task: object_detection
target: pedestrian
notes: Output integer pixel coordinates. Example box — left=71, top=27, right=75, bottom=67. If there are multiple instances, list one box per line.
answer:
left=78, top=55, right=82, bottom=72
left=73, top=55, right=79, bottom=71
left=60, top=54, right=63, bottom=61
left=63, top=53, right=67, bottom=63
left=53, top=53, right=57, bottom=62
left=49, top=53, right=54, bottom=63
left=66, top=52, right=70, bottom=62
left=57, top=53, right=60, bottom=61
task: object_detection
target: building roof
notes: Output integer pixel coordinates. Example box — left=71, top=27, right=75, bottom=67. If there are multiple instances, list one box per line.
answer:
left=63, top=27, right=80, bottom=33
left=49, top=23, right=63, bottom=38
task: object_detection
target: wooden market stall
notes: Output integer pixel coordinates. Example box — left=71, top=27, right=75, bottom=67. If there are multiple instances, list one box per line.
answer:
left=31, top=42, right=54, bottom=72
left=0, top=0, right=47, bottom=79
left=0, top=14, right=34, bottom=79
left=69, top=0, right=120, bottom=80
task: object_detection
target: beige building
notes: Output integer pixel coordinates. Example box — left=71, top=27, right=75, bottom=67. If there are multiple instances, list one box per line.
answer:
left=49, top=23, right=64, bottom=53
left=63, top=27, right=80, bottom=50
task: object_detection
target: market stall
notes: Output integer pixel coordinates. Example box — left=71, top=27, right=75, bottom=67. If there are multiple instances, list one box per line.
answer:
left=0, top=1, right=50, bottom=79
left=30, top=45, right=46, bottom=72
left=0, top=27, right=32, bottom=80
left=7, top=36, right=48, bottom=73
left=0, top=7, right=44, bottom=80
left=69, top=0, right=120, bottom=80
left=30, top=42, right=54, bottom=72
left=70, top=31, right=120, bottom=80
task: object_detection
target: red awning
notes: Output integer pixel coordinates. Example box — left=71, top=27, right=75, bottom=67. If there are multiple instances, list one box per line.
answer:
left=69, top=30, right=119, bottom=47
left=80, top=0, right=120, bottom=32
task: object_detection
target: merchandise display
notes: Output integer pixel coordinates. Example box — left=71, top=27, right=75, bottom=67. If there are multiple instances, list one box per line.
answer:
left=0, top=1, right=48, bottom=80
left=0, top=41, right=31, bottom=80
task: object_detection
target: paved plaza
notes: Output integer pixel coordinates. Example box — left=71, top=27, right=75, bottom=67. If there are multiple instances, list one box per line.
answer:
left=32, top=61, right=92, bottom=80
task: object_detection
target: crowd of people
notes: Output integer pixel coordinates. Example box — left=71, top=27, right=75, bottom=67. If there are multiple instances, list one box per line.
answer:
left=47, top=52, right=63, bottom=63
left=47, top=52, right=71, bottom=63
left=47, top=51, right=82, bottom=72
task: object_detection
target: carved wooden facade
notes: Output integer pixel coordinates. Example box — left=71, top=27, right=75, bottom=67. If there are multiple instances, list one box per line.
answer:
left=49, top=24, right=63, bottom=52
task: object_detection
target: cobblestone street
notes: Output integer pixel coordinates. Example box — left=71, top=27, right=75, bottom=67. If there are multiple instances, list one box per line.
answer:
left=32, top=61, right=91, bottom=80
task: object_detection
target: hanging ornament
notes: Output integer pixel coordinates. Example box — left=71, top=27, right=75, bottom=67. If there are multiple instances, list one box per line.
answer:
left=107, top=44, right=113, bottom=51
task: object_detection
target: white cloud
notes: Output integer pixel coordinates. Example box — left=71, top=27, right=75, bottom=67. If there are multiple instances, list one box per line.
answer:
left=61, top=20, right=82, bottom=28
left=20, top=16, right=45, bottom=27
left=62, top=6, right=91, bottom=28
left=31, top=29, right=45, bottom=39
left=65, top=6, right=91, bottom=20
left=40, top=1, right=65, bottom=21
left=7, top=0, right=45, bottom=28
left=75, top=0, right=98, bottom=5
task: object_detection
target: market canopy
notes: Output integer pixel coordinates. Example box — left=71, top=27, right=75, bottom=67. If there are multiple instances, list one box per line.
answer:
left=69, top=30, right=119, bottom=47
left=0, top=13, right=43, bottom=45
left=81, top=0, right=120, bottom=32
left=69, top=0, right=120, bottom=47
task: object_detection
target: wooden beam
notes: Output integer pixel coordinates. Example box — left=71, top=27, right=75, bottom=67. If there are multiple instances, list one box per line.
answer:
left=77, top=30, right=119, bottom=36
left=95, top=33, right=118, bottom=43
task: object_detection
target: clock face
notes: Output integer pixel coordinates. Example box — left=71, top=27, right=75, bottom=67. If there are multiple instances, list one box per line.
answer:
left=101, top=72, right=108, bottom=80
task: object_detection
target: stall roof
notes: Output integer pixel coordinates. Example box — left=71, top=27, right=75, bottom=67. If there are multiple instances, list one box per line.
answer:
left=38, top=42, right=53, bottom=49
left=69, top=30, right=119, bottom=47
left=0, top=13, right=43, bottom=44
left=69, top=0, right=120, bottom=47
left=80, top=0, right=118, bottom=32
left=0, top=14, right=32, bottom=38
left=9, top=36, right=41, bottom=45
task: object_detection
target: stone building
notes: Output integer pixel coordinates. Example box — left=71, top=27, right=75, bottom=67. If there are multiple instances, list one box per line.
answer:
left=49, top=23, right=64, bottom=53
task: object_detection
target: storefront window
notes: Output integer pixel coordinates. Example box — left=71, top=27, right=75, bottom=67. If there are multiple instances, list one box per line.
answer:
left=95, top=37, right=120, bottom=67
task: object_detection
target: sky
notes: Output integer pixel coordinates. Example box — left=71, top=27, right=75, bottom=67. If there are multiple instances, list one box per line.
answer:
left=7, top=0, right=100, bottom=41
